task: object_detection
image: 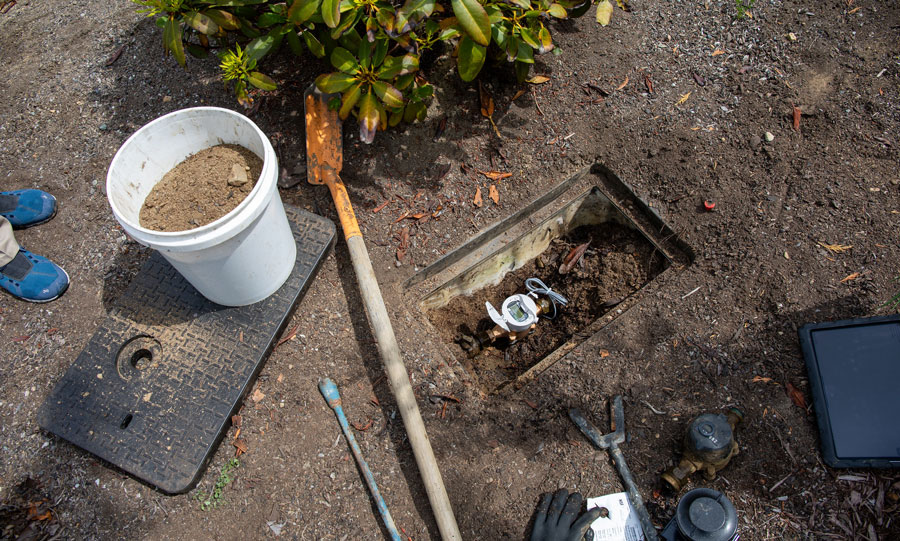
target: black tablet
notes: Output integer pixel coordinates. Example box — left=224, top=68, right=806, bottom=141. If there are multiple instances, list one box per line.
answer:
left=798, top=314, right=900, bottom=468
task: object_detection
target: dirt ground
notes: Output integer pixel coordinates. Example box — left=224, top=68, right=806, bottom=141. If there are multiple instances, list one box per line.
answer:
left=2, top=0, right=899, bottom=539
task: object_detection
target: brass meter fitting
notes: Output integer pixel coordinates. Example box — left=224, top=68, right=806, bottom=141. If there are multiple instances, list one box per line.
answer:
left=661, top=408, right=743, bottom=492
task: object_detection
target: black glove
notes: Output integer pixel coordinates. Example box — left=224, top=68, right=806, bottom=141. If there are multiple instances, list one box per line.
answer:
left=530, top=488, right=603, bottom=541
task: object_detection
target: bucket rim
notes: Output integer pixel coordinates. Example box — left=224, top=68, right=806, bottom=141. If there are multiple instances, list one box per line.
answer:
left=106, top=106, right=275, bottom=241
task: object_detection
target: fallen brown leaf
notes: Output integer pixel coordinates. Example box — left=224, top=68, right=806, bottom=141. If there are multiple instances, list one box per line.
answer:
left=524, top=399, right=538, bottom=409
left=351, top=419, right=373, bottom=431
left=841, top=272, right=861, bottom=283
left=46, top=327, right=59, bottom=335
left=512, top=89, right=527, bottom=101
left=676, top=92, right=691, bottom=106
left=479, top=82, right=494, bottom=118
left=372, top=199, right=391, bottom=213
left=250, top=388, right=265, bottom=402
left=393, top=210, right=410, bottom=223
left=599, top=349, right=610, bottom=358
left=819, top=242, right=852, bottom=254
left=527, top=75, right=550, bottom=84
left=481, top=170, right=512, bottom=181
left=105, top=45, right=126, bottom=67
left=792, top=105, right=801, bottom=131
left=785, top=382, right=806, bottom=409
left=616, top=76, right=629, bottom=91
left=433, top=116, right=447, bottom=141
left=752, top=375, right=774, bottom=383
left=559, top=241, right=590, bottom=274
left=370, top=395, right=380, bottom=407
left=644, top=73, right=653, bottom=93
left=232, top=414, right=242, bottom=428
left=277, top=373, right=284, bottom=383
left=473, top=186, right=483, bottom=208
left=711, top=49, right=725, bottom=56
left=409, top=212, right=427, bottom=219
left=489, top=184, right=499, bottom=205
left=12, top=335, right=29, bottom=342
left=276, top=325, right=300, bottom=348
left=233, top=438, right=248, bottom=456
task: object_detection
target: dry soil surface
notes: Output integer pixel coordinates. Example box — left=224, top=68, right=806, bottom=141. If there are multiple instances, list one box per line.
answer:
left=1, top=0, right=899, bottom=539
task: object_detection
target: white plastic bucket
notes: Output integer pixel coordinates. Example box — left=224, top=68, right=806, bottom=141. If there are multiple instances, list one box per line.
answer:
left=106, top=107, right=296, bottom=306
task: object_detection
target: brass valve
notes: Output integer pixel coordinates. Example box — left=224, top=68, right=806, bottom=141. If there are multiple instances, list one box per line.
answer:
left=457, top=297, right=552, bottom=356
left=661, top=408, right=743, bottom=492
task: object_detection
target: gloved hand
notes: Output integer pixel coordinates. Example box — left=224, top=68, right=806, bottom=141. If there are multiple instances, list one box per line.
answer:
left=530, top=488, right=603, bottom=541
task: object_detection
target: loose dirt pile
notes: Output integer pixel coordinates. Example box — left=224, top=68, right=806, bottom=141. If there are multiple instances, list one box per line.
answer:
left=139, top=144, right=261, bottom=231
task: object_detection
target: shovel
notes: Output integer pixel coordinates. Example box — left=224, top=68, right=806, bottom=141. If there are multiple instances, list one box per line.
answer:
left=304, top=86, right=462, bottom=541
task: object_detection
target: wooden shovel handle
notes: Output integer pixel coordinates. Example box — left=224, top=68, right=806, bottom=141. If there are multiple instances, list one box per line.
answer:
left=346, top=229, right=462, bottom=541
left=326, top=177, right=361, bottom=241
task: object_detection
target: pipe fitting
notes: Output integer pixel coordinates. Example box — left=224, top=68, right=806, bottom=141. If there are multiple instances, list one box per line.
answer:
left=662, top=408, right=743, bottom=492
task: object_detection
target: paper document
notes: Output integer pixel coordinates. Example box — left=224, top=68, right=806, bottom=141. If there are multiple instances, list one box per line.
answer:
left=586, top=492, right=645, bottom=541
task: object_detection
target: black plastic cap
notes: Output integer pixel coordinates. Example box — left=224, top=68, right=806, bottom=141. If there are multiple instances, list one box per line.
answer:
left=688, top=414, right=734, bottom=454
left=675, top=488, right=738, bottom=541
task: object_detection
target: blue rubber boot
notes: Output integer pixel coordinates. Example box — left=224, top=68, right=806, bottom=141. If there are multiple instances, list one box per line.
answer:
left=0, top=248, right=69, bottom=302
left=0, top=189, right=58, bottom=228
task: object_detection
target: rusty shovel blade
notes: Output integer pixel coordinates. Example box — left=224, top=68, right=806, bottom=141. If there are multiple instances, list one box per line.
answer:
left=304, top=85, right=342, bottom=186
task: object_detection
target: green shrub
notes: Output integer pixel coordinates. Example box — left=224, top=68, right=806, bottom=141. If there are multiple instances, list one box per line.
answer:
left=134, top=0, right=609, bottom=142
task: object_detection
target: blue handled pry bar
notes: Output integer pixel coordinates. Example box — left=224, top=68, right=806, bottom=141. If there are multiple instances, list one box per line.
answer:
left=319, top=378, right=402, bottom=541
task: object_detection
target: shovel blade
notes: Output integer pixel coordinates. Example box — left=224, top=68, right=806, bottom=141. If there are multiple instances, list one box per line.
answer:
left=304, top=85, right=342, bottom=185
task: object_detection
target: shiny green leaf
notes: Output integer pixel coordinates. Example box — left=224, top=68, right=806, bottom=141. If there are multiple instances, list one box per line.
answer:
left=395, top=0, right=435, bottom=32
left=246, top=33, right=275, bottom=60
left=257, top=12, right=283, bottom=27
left=315, top=72, right=358, bottom=92
left=372, top=81, right=405, bottom=108
left=373, top=37, right=389, bottom=66
left=451, top=0, right=490, bottom=46
left=457, top=35, right=486, bottom=81
left=395, top=73, right=415, bottom=90
left=547, top=3, right=567, bottom=18
left=358, top=92, right=379, bottom=143
left=163, top=17, right=186, bottom=67
left=185, top=11, right=219, bottom=34
left=331, top=9, right=361, bottom=39
left=389, top=109, right=403, bottom=127
left=519, top=27, right=539, bottom=49
left=358, top=39, right=371, bottom=69
left=516, top=41, right=534, bottom=63
left=288, top=0, right=321, bottom=24
left=330, top=47, right=359, bottom=73
left=340, top=82, right=363, bottom=119
left=286, top=29, right=304, bottom=55
left=322, top=0, right=341, bottom=28
left=248, top=71, right=277, bottom=90
left=303, top=30, right=326, bottom=57
left=538, top=26, right=553, bottom=53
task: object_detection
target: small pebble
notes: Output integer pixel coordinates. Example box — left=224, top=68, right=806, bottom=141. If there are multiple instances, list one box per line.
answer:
left=749, top=135, right=761, bottom=147
left=764, top=131, right=775, bottom=142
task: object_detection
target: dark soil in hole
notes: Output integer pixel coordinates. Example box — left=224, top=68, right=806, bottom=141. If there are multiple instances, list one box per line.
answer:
left=139, top=144, right=262, bottom=232
left=429, top=223, right=669, bottom=390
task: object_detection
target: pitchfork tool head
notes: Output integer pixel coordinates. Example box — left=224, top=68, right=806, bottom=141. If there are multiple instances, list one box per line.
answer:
left=569, top=395, right=626, bottom=449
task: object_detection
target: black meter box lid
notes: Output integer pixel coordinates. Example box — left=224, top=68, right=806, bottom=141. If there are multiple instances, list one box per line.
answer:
left=798, top=314, right=900, bottom=468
